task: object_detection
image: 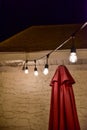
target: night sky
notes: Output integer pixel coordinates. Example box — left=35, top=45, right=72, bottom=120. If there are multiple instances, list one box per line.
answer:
left=0, top=0, right=87, bottom=42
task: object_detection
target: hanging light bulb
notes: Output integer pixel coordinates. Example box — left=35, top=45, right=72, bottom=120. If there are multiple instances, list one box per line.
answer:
left=34, top=60, right=38, bottom=76
left=43, top=64, right=49, bottom=75
left=69, top=52, right=77, bottom=63
left=69, top=36, right=77, bottom=63
left=22, top=60, right=29, bottom=74
left=34, top=67, right=38, bottom=76
left=43, top=54, right=49, bottom=75
left=24, top=66, right=29, bottom=74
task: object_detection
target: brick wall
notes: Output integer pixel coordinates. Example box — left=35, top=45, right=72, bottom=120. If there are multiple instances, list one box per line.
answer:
left=0, top=65, right=87, bottom=130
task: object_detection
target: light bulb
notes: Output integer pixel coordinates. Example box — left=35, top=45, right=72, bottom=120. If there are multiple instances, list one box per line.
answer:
left=43, top=64, right=49, bottom=75
left=43, top=68, right=49, bottom=75
left=34, top=67, right=38, bottom=76
left=24, top=66, right=29, bottom=74
left=69, top=52, right=77, bottom=63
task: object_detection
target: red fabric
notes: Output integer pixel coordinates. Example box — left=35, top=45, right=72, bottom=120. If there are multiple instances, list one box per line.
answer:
left=48, top=65, right=80, bottom=130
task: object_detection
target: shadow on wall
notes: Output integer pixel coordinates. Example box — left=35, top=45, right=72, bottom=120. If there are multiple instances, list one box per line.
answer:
left=0, top=64, right=87, bottom=130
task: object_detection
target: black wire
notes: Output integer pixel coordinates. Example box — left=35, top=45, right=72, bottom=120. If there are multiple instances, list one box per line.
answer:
left=24, top=22, right=87, bottom=63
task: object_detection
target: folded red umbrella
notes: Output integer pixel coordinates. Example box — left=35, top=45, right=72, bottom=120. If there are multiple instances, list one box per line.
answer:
left=48, top=65, right=80, bottom=130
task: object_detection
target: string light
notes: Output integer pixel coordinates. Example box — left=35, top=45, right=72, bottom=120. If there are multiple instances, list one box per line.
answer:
left=69, top=36, right=77, bottom=63
left=22, top=22, right=87, bottom=75
left=22, top=60, right=29, bottom=74
left=34, top=60, right=38, bottom=76
left=24, top=66, right=29, bottom=74
left=43, top=54, right=49, bottom=75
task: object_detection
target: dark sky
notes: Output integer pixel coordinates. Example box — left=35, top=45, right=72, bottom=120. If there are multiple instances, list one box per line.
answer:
left=0, top=0, right=87, bottom=42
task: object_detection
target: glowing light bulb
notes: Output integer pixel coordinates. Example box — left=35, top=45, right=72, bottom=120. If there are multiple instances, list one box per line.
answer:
left=24, top=66, right=29, bottom=74
left=69, top=52, right=77, bottom=63
left=34, top=67, right=38, bottom=76
left=43, top=68, right=49, bottom=75
left=43, top=64, right=49, bottom=75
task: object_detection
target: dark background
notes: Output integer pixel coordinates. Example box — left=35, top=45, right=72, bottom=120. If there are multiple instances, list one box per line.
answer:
left=0, top=0, right=87, bottom=42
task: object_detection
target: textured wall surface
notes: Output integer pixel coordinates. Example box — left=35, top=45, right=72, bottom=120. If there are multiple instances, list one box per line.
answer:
left=0, top=65, right=87, bottom=130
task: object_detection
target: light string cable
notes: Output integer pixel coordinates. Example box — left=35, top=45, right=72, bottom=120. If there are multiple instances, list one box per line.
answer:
left=24, top=22, right=87, bottom=63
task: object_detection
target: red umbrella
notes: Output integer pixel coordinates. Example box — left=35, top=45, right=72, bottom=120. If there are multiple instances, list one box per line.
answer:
left=48, top=65, right=80, bottom=130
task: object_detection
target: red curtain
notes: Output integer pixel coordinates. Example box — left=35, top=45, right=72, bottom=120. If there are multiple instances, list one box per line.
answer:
left=48, top=65, right=80, bottom=130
